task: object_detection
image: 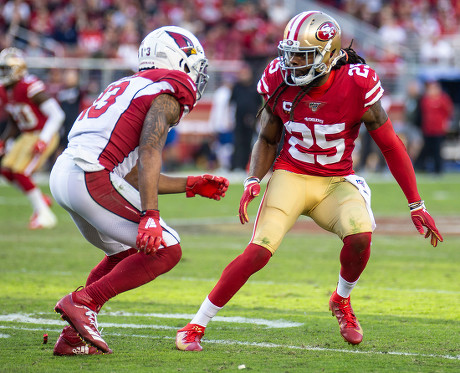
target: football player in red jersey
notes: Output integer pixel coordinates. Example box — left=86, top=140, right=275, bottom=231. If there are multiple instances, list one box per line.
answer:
left=0, top=48, right=65, bottom=229
left=50, top=26, right=229, bottom=355
left=176, top=11, right=443, bottom=350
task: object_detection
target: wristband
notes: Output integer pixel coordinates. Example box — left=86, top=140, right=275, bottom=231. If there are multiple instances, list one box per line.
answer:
left=243, top=177, right=260, bottom=188
left=409, top=200, right=425, bottom=211
left=140, top=209, right=159, bottom=217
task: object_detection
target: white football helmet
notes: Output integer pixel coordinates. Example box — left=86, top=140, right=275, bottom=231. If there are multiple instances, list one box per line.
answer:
left=138, top=26, right=209, bottom=100
left=0, top=47, right=27, bottom=86
left=278, top=11, right=344, bottom=86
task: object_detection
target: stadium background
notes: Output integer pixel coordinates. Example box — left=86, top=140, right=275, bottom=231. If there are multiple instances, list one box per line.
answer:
left=1, top=0, right=459, bottom=173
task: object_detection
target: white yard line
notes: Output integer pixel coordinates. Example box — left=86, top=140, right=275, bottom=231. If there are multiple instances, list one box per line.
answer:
left=0, top=313, right=302, bottom=328
left=0, top=324, right=458, bottom=361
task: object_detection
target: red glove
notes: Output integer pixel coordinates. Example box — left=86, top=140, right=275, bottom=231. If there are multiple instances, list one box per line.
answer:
left=136, top=209, right=166, bottom=255
left=239, top=177, right=261, bottom=224
left=186, top=174, right=229, bottom=200
left=32, top=139, right=47, bottom=154
left=409, top=201, right=443, bottom=247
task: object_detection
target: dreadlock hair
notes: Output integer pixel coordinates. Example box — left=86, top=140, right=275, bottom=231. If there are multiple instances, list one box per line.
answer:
left=256, top=41, right=366, bottom=120
left=333, top=40, right=366, bottom=69
left=256, top=80, right=289, bottom=118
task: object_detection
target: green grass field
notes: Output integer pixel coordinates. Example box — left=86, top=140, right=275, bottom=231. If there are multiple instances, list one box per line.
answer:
left=0, top=173, right=459, bottom=372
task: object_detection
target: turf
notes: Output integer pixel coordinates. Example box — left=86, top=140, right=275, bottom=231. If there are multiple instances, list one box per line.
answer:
left=0, top=173, right=459, bottom=372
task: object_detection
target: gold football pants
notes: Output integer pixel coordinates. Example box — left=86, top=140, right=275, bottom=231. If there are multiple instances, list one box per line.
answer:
left=251, top=170, right=373, bottom=254
left=2, top=132, right=59, bottom=175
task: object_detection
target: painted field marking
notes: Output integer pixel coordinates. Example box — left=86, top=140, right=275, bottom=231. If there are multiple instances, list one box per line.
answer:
left=0, top=313, right=302, bottom=329
left=0, top=325, right=458, bottom=361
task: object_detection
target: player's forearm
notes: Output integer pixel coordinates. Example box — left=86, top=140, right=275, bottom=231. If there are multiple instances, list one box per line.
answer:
left=137, top=148, right=162, bottom=211
left=247, top=137, right=278, bottom=180
left=125, top=165, right=186, bottom=195
left=158, top=174, right=187, bottom=194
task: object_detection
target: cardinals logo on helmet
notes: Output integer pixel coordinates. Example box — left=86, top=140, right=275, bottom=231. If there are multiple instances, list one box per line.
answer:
left=166, top=31, right=197, bottom=57
left=316, top=22, right=337, bottom=41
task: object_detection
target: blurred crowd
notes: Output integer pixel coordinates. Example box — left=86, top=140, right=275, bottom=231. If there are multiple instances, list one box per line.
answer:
left=320, top=0, right=459, bottom=65
left=1, top=0, right=458, bottom=175
left=2, top=0, right=459, bottom=66
left=0, top=0, right=290, bottom=69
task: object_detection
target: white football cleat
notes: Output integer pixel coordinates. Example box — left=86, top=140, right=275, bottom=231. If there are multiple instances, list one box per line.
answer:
left=29, top=208, right=57, bottom=229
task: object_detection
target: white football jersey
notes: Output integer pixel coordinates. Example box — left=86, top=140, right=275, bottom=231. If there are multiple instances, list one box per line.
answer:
left=66, top=68, right=197, bottom=177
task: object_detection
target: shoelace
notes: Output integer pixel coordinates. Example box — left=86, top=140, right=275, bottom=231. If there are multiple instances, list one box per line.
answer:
left=184, top=330, right=203, bottom=343
left=85, top=309, right=100, bottom=332
left=338, top=303, right=358, bottom=328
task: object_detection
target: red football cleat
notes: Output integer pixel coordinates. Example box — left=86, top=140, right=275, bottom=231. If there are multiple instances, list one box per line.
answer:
left=54, top=293, right=112, bottom=354
left=329, top=290, right=363, bottom=345
left=53, top=326, right=104, bottom=356
left=176, top=323, right=205, bottom=351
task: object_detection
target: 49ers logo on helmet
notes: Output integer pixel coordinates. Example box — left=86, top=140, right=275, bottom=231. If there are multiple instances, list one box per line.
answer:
left=316, top=22, right=337, bottom=41
left=166, top=31, right=197, bottom=56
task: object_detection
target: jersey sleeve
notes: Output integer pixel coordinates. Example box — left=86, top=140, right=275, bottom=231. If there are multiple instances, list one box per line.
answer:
left=135, top=69, right=197, bottom=122
left=161, top=70, right=197, bottom=110
left=361, top=65, right=384, bottom=108
left=24, top=76, right=46, bottom=99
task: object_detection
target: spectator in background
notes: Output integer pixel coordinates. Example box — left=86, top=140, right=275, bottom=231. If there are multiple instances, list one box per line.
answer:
left=403, top=79, right=423, bottom=161
left=230, top=64, right=260, bottom=172
left=55, top=69, right=83, bottom=159
left=208, top=75, right=235, bottom=171
left=415, top=79, right=453, bottom=174
left=378, top=5, right=406, bottom=55
left=419, top=34, right=454, bottom=66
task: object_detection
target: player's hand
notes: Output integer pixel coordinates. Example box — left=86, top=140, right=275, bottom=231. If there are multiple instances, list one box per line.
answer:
left=186, top=174, right=229, bottom=200
left=136, top=209, right=166, bottom=255
left=409, top=201, right=443, bottom=247
left=32, top=139, right=47, bottom=154
left=239, top=177, right=261, bottom=224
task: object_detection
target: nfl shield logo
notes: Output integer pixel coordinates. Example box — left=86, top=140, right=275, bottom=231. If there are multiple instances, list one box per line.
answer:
left=309, top=102, right=323, bottom=112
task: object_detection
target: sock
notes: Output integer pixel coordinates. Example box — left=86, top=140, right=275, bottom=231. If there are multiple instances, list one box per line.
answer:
left=12, top=173, right=36, bottom=192
left=337, top=232, right=372, bottom=298
left=190, top=296, right=222, bottom=327
left=336, top=275, right=359, bottom=299
left=26, top=188, right=48, bottom=212
left=1, top=169, right=14, bottom=182
left=208, top=243, right=271, bottom=308
left=86, top=248, right=137, bottom=286
left=77, top=244, right=182, bottom=310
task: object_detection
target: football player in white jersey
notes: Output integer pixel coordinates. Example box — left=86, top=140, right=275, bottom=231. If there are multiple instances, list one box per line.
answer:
left=50, top=26, right=229, bottom=355
left=0, top=48, right=64, bottom=229
left=176, top=11, right=442, bottom=350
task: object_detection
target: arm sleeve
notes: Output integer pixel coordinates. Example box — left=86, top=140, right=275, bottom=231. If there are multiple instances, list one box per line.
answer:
left=38, top=98, right=65, bottom=143
left=368, top=118, right=421, bottom=203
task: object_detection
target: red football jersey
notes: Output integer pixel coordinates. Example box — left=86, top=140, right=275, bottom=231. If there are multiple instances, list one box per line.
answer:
left=0, top=75, right=48, bottom=132
left=257, top=58, right=384, bottom=176
left=67, top=68, right=197, bottom=174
